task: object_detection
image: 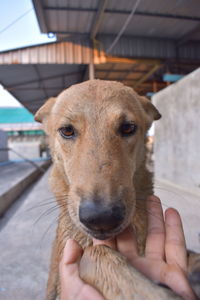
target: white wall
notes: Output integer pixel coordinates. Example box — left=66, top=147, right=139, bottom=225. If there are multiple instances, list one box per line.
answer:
left=153, top=68, right=200, bottom=192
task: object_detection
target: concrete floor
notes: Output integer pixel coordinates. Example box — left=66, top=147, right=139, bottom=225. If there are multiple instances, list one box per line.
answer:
left=0, top=171, right=199, bottom=300
left=155, top=178, right=200, bottom=252
left=0, top=170, right=57, bottom=300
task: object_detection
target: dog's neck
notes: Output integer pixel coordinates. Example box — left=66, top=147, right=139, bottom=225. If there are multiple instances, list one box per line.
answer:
left=134, top=163, right=153, bottom=199
left=134, top=140, right=154, bottom=198
left=132, top=145, right=153, bottom=253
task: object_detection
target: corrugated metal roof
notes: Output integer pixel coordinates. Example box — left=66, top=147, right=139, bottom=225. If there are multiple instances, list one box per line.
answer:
left=107, top=0, right=200, bottom=17
left=99, top=13, right=198, bottom=38
left=0, top=64, right=86, bottom=113
left=1, top=37, right=200, bottom=63
left=0, top=41, right=92, bottom=64
left=0, top=39, right=199, bottom=114
left=0, top=0, right=200, bottom=114
left=34, top=0, right=200, bottom=42
left=133, top=0, right=200, bottom=17
left=98, top=35, right=200, bottom=60
left=43, top=0, right=98, bottom=9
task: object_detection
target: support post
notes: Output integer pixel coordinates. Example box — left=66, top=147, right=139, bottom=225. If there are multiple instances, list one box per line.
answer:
left=89, top=48, right=95, bottom=80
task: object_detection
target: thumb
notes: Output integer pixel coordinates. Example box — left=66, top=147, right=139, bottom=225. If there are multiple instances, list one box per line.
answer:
left=61, top=239, right=83, bottom=265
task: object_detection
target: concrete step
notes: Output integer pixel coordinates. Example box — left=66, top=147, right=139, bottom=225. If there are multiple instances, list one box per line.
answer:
left=0, top=159, right=51, bottom=216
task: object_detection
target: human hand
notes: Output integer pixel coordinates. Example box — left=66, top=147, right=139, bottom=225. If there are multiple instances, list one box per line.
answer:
left=114, top=196, right=196, bottom=300
left=59, top=239, right=104, bottom=300
left=59, top=195, right=196, bottom=300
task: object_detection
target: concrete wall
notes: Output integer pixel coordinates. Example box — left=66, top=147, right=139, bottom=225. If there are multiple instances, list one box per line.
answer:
left=152, top=68, right=200, bottom=191
left=8, top=141, right=40, bottom=160
left=0, top=130, right=8, bottom=162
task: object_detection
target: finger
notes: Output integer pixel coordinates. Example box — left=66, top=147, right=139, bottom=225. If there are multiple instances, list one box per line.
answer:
left=60, top=265, right=105, bottom=300
left=160, top=264, right=196, bottom=300
left=93, top=238, right=117, bottom=249
left=165, top=208, right=187, bottom=273
left=145, top=196, right=165, bottom=260
left=61, top=239, right=83, bottom=265
left=60, top=240, right=84, bottom=300
left=130, top=258, right=196, bottom=300
left=116, top=226, right=138, bottom=263
left=60, top=240, right=105, bottom=300
left=59, top=239, right=83, bottom=283
left=77, top=284, right=105, bottom=300
left=129, top=256, right=165, bottom=282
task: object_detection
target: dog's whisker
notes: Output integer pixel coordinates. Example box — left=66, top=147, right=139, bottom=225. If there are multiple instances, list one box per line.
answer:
left=32, top=205, right=60, bottom=228
left=46, top=211, right=69, bottom=251
left=27, top=198, right=68, bottom=212
left=38, top=216, right=60, bottom=249
left=26, top=201, right=59, bottom=212
left=34, top=193, right=69, bottom=204
left=26, top=194, right=70, bottom=212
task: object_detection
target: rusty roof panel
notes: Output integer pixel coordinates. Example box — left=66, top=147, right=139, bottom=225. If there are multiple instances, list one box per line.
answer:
left=0, top=41, right=92, bottom=64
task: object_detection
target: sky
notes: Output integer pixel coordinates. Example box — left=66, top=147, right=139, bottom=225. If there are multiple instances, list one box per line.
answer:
left=0, top=0, right=56, bottom=108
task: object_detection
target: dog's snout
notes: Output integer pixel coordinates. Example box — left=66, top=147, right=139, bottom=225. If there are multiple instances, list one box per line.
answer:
left=79, top=201, right=125, bottom=232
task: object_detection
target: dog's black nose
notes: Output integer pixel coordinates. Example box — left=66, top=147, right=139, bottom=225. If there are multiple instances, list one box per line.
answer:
left=79, top=201, right=125, bottom=231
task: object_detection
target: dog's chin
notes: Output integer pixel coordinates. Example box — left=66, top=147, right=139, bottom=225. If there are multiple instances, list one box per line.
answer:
left=80, top=224, right=127, bottom=240
left=88, top=230, right=117, bottom=240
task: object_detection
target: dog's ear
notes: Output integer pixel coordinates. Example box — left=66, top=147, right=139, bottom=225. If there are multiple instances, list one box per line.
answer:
left=139, top=96, right=161, bottom=122
left=34, top=97, right=57, bottom=123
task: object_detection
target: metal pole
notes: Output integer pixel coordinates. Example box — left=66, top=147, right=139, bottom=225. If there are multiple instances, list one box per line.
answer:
left=106, top=0, right=142, bottom=53
left=89, top=46, right=95, bottom=80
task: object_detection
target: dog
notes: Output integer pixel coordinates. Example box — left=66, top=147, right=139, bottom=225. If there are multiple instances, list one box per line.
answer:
left=35, top=80, right=200, bottom=299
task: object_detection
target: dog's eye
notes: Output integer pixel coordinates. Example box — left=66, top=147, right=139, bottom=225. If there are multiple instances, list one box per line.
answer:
left=119, top=122, right=137, bottom=137
left=59, top=125, right=75, bottom=139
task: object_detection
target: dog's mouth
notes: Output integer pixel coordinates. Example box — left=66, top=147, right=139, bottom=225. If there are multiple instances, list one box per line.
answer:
left=79, top=218, right=131, bottom=240
left=82, top=226, right=122, bottom=240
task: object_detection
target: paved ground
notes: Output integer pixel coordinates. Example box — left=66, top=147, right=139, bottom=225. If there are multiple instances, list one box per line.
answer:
left=0, top=169, right=57, bottom=300
left=0, top=160, right=50, bottom=216
left=0, top=161, right=45, bottom=196
left=155, top=178, right=200, bottom=252
left=0, top=171, right=199, bottom=300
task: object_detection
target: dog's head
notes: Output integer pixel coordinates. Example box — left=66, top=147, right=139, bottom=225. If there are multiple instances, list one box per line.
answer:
left=35, top=80, right=161, bottom=240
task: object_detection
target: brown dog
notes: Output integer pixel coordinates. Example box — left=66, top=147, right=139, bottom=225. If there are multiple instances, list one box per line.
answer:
left=35, top=80, right=199, bottom=299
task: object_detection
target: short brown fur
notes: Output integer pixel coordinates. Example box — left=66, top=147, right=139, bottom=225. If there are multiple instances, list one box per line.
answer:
left=35, top=80, right=199, bottom=300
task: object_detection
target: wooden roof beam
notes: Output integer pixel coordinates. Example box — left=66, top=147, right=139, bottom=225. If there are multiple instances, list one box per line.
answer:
left=133, top=64, right=162, bottom=89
